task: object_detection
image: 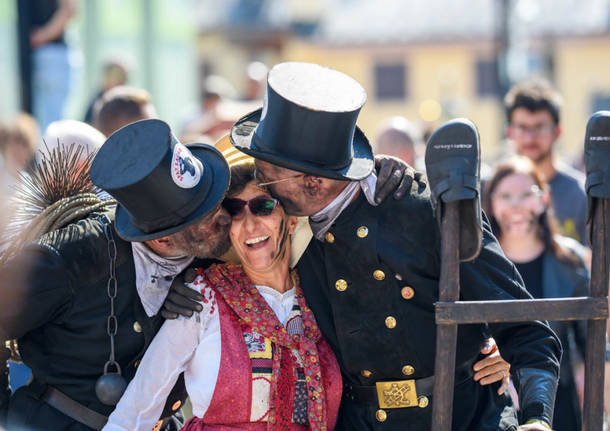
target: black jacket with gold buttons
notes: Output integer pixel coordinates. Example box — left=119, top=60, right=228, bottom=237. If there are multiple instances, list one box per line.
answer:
left=0, top=212, right=187, bottom=430
left=297, top=185, right=561, bottom=431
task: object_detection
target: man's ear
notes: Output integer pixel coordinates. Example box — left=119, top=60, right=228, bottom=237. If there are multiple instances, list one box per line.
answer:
left=303, top=175, right=322, bottom=187
left=553, top=125, right=562, bottom=141
left=144, top=236, right=171, bottom=256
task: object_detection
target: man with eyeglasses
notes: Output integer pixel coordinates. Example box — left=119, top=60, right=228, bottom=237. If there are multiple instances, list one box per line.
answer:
left=230, top=62, right=560, bottom=431
left=505, top=80, right=587, bottom=245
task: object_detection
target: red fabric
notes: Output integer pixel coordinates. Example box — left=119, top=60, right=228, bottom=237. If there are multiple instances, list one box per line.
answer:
left=182, top=416, right=307, bottom=431
left=196, top=263, right=342, bottom=431
left=201, top=292, right=252, bottom=424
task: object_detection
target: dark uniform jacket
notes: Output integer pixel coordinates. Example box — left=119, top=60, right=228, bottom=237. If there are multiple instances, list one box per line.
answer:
left=0, top=212, right=186, bottom=430
left=296, top=185, right=561, bottom=431
left=540, top=237, right=589, bottom=431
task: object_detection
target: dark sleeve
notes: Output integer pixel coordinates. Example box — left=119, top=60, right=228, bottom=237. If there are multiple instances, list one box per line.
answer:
left=570, top=258, right=590, bottom=358
left=0, top=244, right=73, bottom=340
left=0, top=345, right=9, bottom=427
left=459, top=219, right=561, bottom=424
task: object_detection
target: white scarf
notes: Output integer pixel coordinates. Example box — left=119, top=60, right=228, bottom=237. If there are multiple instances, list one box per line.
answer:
left=131, top=242, right=194, bottom=316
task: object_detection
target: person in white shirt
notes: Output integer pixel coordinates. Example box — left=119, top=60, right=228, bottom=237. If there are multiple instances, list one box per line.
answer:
left=104, top=160, right=343, bottom=431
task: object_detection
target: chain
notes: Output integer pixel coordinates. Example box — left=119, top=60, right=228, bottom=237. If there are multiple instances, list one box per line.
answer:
left=98, top=214, right=121, bottom=374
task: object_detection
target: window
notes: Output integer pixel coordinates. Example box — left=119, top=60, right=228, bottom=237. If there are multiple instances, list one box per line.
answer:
left=475, top=59, right=499, bottom=97
left=374, top=63, right=407, bottom=101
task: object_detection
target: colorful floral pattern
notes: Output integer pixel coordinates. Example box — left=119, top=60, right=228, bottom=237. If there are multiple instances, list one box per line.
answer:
left=199, top=263, right=328, bottom=431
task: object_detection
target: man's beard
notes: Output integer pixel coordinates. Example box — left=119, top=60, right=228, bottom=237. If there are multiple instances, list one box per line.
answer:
left=169, top=223, right=231, bottom=259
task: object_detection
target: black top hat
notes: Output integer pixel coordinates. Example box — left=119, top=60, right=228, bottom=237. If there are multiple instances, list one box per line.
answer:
left=90, top=119, right=229, bottom=241
left=230, top=62, right=374, bottom=180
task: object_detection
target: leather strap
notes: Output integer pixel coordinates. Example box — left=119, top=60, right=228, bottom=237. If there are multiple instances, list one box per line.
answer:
left=41, top=386, right=107, bottom=430
left=342, top=363, right=474, bottom=406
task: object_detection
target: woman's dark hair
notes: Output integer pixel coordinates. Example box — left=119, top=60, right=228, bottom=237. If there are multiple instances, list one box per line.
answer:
left=227, top=159, right=268, bottom=197
left=483, top=156, right=576, bottom=264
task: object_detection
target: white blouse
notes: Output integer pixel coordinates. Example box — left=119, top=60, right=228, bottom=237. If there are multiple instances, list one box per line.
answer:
left=103, top=279, right=296, bottom=431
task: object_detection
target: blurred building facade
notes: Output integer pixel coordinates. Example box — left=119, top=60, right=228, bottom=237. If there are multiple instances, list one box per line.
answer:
left=195, top=0, right=610, bottom=161
left=1, top=0, right=609, bottom=158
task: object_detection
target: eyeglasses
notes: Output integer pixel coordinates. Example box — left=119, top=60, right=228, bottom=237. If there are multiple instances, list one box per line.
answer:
left=222, top=195, right=280, bottom=219
left=256, top=173, right=305, bottom=187
left=493, top=185, right=543, bottom=205
left=510, top=123, right=556, bottom=138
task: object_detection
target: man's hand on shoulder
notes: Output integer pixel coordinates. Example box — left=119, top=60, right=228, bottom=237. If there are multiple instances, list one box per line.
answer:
left=374, top=154, right=425, bottom=204
left=160, top=268, right=203, bottom=319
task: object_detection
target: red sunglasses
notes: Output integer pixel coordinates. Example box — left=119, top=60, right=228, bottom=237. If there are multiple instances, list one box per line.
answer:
left=222, top=196, right=280, bottom=219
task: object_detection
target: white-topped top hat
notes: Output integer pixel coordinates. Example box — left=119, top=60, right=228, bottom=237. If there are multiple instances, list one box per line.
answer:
left=230, top=62, right=374, bottom=180
left=90, top=119, right=229, bottom=241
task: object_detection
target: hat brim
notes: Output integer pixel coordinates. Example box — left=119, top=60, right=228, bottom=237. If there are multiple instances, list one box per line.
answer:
left=114, top=143, right=229, bottom=242
left=230, top=109, right=374, bottom=180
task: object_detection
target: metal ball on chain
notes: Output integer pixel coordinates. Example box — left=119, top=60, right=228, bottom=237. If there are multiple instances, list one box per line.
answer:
left=95, top=361, right=127, bottom=405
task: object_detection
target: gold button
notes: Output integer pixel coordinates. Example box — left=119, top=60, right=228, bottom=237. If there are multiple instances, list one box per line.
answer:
left=152, top=420, right=163, bottom=431
left=335, top=279, right=348, bottom=292
left=385, top=316, right=397, bottom=329
left=172, top=400, right=182, bottom=411
left=418, top=396, right=429, bottom=408
left=134, top=359, right=141, bottom=368
left=395, top=273, right=403, bottom=281
left=325, top=232, right=335, bottom=243
left=133, top=321, right=142, bottom=333
left=376, top=409, right=387, bottom=422
left=361, top=369, right=372, bottom=378
left=373, top=270, right=385, bottom=281
left=401, top=286, right=415, bottom=300
left=356, top=226, right=369, bottom=238
left=402, top=365, right=415, bottom=376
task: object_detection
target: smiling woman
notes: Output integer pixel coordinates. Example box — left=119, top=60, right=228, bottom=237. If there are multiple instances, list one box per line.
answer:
left=103, top=160, right=342, bottom=431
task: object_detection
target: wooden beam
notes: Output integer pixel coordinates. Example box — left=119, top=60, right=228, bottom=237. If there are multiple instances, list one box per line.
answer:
left=432, top=202, right=460, bottom=431
left=435, top=297, right=608, bottom=325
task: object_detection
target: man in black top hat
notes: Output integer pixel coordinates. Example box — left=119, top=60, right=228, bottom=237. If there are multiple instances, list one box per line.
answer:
left=0, top=119, right=231, bottom=430
left=231, top=62, right=560, bottom=431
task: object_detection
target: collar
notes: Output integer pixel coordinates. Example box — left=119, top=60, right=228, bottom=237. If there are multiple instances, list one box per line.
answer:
left=132, top=242, right=194, bottom=316
left=309, top=172, right=377, bottom=241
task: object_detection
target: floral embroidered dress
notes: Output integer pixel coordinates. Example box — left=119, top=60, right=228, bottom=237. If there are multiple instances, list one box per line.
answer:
left=103, top=263, right=341, bottom=431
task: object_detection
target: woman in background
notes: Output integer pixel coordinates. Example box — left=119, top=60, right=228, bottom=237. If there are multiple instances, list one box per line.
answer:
left=484, top=156, right=589, bottom=431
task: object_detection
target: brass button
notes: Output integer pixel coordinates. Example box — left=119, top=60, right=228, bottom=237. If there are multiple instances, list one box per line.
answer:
left=402, top=365, right=415, bottom=376
left=376, top=409, right=387, bottom=422
left=152, top=420, right=163, bottom=431
left=401, top=286, right=415, bottom=300
left=134, top=359, right=141, bottom=368
left=335, top=279, right=348, bottom=292
left=325, top=232, right=335, bottom=243
left=395, top=273, right=403, bottom=281
left=356, top=226, right=369, bottom=238
left=385, top=316, right=397, bottom=329
left=133, top=321, right=142, bottom=333
left=361, top=369, right=372, bottom=378
left=373, top=270, right=385, bottom=281
left=172, top=400, right=182, bottom=411
left=418, top=396, right=429, bottom=408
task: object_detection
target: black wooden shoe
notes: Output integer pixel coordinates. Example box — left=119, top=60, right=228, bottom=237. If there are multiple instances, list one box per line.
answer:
left=425, top=118, right=482, bottom=262
left=584, top=110, right=610, bottom=243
